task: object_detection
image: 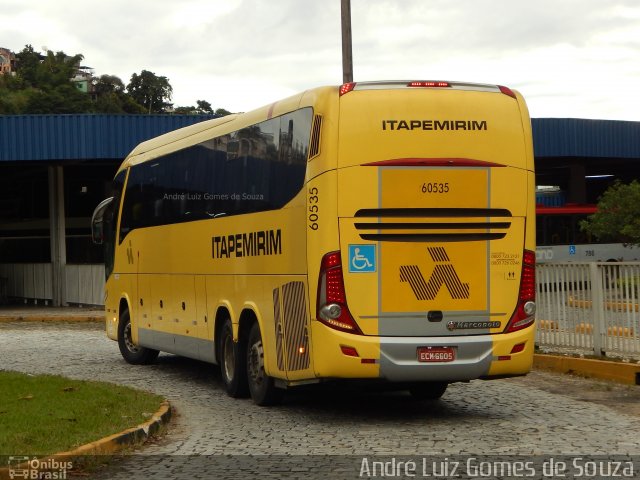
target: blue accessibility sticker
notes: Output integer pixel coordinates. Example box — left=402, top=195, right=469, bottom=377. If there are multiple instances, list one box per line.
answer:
left=348, top=244, right=376, bottom=273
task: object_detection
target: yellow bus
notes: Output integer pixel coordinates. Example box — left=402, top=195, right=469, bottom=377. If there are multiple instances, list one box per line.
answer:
left=92, top=80, right=536, bottom=405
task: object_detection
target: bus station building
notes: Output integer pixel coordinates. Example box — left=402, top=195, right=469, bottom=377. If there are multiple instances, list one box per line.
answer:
left=0, top=115, right=639, bottom=306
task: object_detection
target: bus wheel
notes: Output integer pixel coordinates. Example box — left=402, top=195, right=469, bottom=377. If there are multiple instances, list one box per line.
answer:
left=117, top=308, right=159, bottom=365
left=409, top=382, right=448, bottom=400
left=247, top=323, right=283, bottom=406
left=218, top=318, right=248, bottom=398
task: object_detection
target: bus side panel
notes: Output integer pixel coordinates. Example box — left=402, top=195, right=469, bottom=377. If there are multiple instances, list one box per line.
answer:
left=168, top=274, right=199, bottom=357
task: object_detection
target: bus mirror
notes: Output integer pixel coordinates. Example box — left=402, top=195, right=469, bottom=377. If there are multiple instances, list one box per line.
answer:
left=91, top=197, right=114, bottom=245
left=92, top=221, right=103, bottom=245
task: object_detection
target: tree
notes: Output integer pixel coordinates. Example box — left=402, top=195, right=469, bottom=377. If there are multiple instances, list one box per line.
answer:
left=196, top=100, right=213, bottom=114
left=37, top=50, right=84, bottom=88
left=93, top=74, right=125, bottom=96
left=172, top=106, right=197, bottom=114
left=0, top=70, right=30, bottom=113
left=172, top=100, right=232, bottom=116
left=126, top=70, right=173, bottom=113
left=0, top=88, right=31, bottom=114
left=9, top=46, right=93, bottom=114
left=24, top=84, right=93, bottom=114
left=14, top=44, right=42, bottom=88
left=93, top=74, right=145, bottom=113
left=580, top=180, right=640, bottom=247
left=4, top=45, right=222, bottom=115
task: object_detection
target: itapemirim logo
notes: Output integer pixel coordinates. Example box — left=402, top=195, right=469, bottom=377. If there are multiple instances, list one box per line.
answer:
left=399, top=247, right=470, bottom=301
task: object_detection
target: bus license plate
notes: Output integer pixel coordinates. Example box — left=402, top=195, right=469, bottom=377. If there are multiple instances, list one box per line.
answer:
left=417, top=347, right=455, bottom=363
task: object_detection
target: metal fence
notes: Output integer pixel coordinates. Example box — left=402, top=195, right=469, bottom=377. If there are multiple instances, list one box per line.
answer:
left=0, top=263, right=105, bottom=306
left=536, top=262, right=640, bottom=359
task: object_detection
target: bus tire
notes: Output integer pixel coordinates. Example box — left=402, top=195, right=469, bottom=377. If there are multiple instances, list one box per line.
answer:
left=409, top=382, right=448, bottom=400
left=247, top=322, right=283, bottom=406
left=118, top=308, right=159, bottom=365
left=218, top=317, right=249, bottom=398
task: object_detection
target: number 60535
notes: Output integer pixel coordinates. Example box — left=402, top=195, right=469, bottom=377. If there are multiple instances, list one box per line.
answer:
left=308, top=187, right=319, bottom=230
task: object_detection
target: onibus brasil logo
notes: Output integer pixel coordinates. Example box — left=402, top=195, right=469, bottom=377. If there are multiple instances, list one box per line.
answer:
left=7, top=456, right=72, bottom=479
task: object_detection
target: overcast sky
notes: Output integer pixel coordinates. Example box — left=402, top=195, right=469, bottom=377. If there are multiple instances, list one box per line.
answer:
left=3, top=0, right=639, bottom=120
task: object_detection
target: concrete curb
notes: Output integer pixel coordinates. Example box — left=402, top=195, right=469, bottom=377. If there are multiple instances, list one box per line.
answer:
left=0, top=401, right=171, bottom=480
left=534, top=353, right=640, bottom=386
left=0, top=313, right=104, bottom=323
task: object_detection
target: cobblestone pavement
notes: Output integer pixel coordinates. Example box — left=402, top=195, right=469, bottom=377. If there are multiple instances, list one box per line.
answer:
left=1, top=322, right=639, bottom=479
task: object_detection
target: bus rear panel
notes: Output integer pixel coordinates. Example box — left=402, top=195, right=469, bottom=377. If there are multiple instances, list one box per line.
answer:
left=309, top=81, right=536, bottom=384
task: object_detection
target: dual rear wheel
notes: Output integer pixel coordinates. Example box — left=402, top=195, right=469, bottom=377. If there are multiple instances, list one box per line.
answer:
left=218, top=319, right=282, bottom=406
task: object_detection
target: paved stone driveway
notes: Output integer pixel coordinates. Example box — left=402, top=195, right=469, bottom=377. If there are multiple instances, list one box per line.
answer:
left=1, top=322, right=639, bottom=479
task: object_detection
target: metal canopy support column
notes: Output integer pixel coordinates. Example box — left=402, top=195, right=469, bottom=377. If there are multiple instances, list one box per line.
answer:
left=48, top=165, right=67, bottom=306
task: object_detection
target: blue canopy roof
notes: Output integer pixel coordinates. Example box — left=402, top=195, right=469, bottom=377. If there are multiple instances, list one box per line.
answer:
left=0, top=114, right=215, bottom=162
left=1, top=115, right=639, bottom=162
left=531, top=118, right=640, bottom=159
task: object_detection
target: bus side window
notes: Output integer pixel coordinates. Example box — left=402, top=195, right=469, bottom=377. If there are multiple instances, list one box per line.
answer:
left=117, top=107, right=314, bottom=237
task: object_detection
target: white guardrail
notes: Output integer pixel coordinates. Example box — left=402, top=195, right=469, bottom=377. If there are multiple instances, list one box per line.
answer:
left=536, top=262, right=640, bottom=359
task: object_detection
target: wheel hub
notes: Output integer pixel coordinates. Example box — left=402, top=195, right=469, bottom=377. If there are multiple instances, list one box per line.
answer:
left=124, top=323, right=140, bottom=353
left=223, top=335, right=235, bottom=381
left=248, top=341, right=265, bottom=386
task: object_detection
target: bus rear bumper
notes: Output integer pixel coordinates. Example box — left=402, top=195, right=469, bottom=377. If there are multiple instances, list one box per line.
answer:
left=310, top=322, right=534, bottom=382
left=379, top=335, right=494, bottom=382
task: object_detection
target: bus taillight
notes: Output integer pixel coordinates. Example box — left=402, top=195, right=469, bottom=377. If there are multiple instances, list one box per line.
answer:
left=498, top=85, right=517, bottom=98
left=505, top=250, right=536, bottom=333
left=407, top=81, right=450, bottom=88
left=317, top=251, right=362, bottom=334
left=339, top=82, right=356, bottom=96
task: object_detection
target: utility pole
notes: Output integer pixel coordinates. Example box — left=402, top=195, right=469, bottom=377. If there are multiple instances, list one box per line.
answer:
left=341, top=0, right=353, bottom=83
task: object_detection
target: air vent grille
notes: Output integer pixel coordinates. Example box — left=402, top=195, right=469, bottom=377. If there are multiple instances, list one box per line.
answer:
left=308, top=115, right=322, bottom=159
left=354, top=208, right=512, bottom=242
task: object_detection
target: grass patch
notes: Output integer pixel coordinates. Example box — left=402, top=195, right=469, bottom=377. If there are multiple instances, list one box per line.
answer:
left=0, top=371, right=164, bottom=456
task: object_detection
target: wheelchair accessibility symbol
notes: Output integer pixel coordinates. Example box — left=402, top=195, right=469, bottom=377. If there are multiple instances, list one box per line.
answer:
left=348, top=245, right=376, bottom=273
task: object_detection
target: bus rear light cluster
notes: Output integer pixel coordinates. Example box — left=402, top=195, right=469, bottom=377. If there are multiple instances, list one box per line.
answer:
left=505, top=250, right=536, bottom=333
left=339, top=82, right=356, bottom=96
left=498, top=85, right=517, bottom=98
left=338, top=81, right=516, bottom=98
left=340, top=345, right=378, bottom=364
left=340, top=345, right=359, bottom=357
left=317, top=251, right=362, bottom=334
left=408, top=81, right=450, bottom=88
